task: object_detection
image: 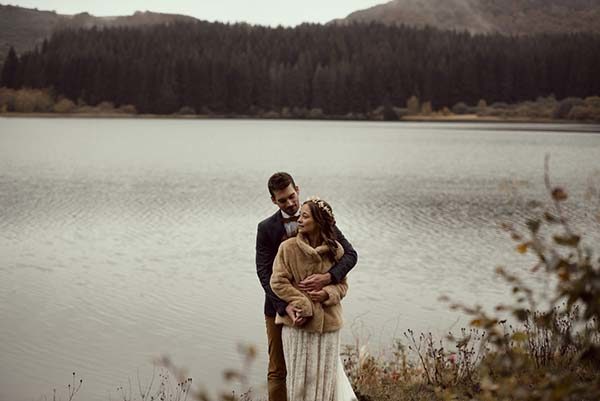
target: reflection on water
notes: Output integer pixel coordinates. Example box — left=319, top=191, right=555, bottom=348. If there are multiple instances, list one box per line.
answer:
left=0, top=118, right=599, bottom=401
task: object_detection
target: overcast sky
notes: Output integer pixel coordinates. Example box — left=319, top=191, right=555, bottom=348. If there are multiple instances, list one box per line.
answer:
left=6, top=0, right=388, bottom=26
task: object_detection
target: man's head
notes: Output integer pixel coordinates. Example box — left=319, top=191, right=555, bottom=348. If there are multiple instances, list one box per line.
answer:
left=268, top=172, right=300, bottom=216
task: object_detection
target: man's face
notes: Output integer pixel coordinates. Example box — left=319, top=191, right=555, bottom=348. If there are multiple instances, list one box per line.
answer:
left=271, top=184, right=300, bottom=216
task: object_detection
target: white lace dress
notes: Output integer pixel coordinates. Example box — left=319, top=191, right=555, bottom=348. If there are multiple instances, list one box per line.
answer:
left=282, top=326, right=357, bottom=401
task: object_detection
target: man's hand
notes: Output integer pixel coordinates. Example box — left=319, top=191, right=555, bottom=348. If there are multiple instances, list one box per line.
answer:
left=308, top=289, right=329, bottom=303
left=285, top=304, right=307, bottom=326
left=298, top=273, right=332, bottom=292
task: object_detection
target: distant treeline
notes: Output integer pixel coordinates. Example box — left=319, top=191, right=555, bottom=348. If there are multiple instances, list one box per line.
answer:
left=1, top=21, right=600, bottom=115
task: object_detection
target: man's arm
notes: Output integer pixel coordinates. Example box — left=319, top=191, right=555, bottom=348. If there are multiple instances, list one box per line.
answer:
left=299, top=226, right=358, bottom=292
left=256, top=223, right=288, bottom=316
left=322, top=277, right=349, bottom=306
left=328, top=225, right=358, bottom=284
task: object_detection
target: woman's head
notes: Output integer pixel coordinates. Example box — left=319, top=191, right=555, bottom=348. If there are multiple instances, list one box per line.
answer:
left=298, top=197, right=338, bottom=260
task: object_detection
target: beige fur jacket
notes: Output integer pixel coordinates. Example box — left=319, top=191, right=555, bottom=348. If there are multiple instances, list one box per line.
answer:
left=270, top=232, right=348, bottom=333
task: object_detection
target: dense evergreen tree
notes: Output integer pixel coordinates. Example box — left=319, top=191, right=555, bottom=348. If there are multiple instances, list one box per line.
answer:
left=1, top=47, right=19, bottom=89
left=2, top=22, right=599, bottom=115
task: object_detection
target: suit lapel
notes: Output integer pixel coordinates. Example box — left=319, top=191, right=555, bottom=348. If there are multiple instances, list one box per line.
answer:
left=271, top=210, right=286, bottom=244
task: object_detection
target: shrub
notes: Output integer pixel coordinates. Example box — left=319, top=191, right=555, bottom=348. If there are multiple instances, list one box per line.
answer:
left=490, top=102, right=509, bottom=109
left=406, top=95, right=420, bottom=114
left=96, top=101, right=115, bottom=111
left=307, top=108, right=324, bottom=119
left=0, top=87, right=16, bottom=111
left=53, top=98, right=76, bottom=113
left=281, top=107, right=292, bottom=118
left=14, top=89, right=53, bottom=112
left=118, top=104, right=137, bottom=114
left=348, top=158, right=600, bottom=401
left=584, top=96, right=600, bottom=108
left=452, top=102, right=470, bottom=115
left=477, top=99, right=487, bottom=110
left=262, top=110, right=280, bottom=119
left=568, top=105, right=594, bottom=121
left=394, top=107, right=410, bottom=118
left=421, top=101, right=432, bottom=115
left=175, top=106, right=195, bottom=115
left=75, top=105, right=95, bottom=113
left=291, top=107, right=308, bottom=118
left=583, top=96, right=600, bottom=121
left=553, top=97, right=584, bottom=119
left=446, top=157, right=600, bottom=400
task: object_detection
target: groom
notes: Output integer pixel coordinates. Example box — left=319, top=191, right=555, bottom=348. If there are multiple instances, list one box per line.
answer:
left=255, top=172, right=358, bottom=401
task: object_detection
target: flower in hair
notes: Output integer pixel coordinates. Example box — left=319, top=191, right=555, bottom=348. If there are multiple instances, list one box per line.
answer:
left=306, top=196, right=335, bottom=220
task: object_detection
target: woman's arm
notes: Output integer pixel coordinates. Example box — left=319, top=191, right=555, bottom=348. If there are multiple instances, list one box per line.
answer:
left=270, top=246, right=313, bottom=317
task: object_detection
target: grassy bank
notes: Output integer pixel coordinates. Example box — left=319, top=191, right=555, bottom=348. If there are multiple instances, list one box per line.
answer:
left=341, top=161, right=600, bottom=401
left=2, top=88, right=600, bottom=123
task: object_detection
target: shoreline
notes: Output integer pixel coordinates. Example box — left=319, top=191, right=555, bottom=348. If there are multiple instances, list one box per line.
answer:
left=2, top=112, right=599, bottom=125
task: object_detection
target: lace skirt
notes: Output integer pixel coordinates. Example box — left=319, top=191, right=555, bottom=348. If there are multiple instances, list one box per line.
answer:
left=282, top=326, right=357, bottom=401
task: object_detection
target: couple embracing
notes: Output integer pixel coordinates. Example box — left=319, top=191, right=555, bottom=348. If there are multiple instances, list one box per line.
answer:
left=256, top=172, right=358, bottom=401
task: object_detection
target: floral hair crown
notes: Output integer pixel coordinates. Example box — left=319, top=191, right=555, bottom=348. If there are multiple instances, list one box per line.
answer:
left=305, top=196, right=335, bottom=220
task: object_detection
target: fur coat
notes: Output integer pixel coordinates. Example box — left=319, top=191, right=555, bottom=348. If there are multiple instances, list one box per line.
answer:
left=270, top=232, right=348, bottom=333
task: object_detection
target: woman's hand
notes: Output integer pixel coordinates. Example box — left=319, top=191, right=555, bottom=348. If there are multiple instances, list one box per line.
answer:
left=286, top=304, right=307, bottom=326
left=308, top=289, right=329, bottom=303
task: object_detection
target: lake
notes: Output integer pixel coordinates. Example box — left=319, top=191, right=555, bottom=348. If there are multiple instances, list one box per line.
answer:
left=1, top=118, right=599, bottom=401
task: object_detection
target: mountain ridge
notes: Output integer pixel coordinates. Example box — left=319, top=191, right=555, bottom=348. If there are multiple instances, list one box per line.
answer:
left=331, top=0, right=600, bottom=35
left=0, top=4, right=199, bottom=61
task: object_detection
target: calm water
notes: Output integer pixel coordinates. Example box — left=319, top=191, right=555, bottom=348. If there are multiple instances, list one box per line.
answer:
left=1, top=118, right=599, bottom=401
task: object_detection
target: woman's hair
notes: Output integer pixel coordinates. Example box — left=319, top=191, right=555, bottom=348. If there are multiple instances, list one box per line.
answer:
left=303, top=197, right=338, bottom=262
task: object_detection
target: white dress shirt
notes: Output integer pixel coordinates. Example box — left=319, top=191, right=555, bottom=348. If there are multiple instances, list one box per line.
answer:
left=281, top=209, right=300, bottom=238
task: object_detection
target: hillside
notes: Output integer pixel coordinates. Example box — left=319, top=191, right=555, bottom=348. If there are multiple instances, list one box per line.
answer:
left=0, top=4, right=198, bottom=62
left=3, top=20, right=599, bottom=116
left=332, top=0, right=600, bottom=35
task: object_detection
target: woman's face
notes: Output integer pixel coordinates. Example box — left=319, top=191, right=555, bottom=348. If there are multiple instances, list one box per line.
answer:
left=298, top=203, right=318, bottom=235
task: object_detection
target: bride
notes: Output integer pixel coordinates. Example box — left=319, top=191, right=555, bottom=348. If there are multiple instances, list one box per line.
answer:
left=270, top=196, right=357, bottom=401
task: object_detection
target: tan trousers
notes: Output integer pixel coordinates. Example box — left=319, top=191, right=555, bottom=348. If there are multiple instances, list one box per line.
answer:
left=265, top=315, right=287, bottom=401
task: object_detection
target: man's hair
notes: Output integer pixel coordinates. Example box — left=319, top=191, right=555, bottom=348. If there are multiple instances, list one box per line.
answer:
left=268, top=172, right=296, bottom=197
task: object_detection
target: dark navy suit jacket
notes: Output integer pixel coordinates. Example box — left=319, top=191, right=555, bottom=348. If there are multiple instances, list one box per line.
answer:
left=255, top=210, right=358, bottom=317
